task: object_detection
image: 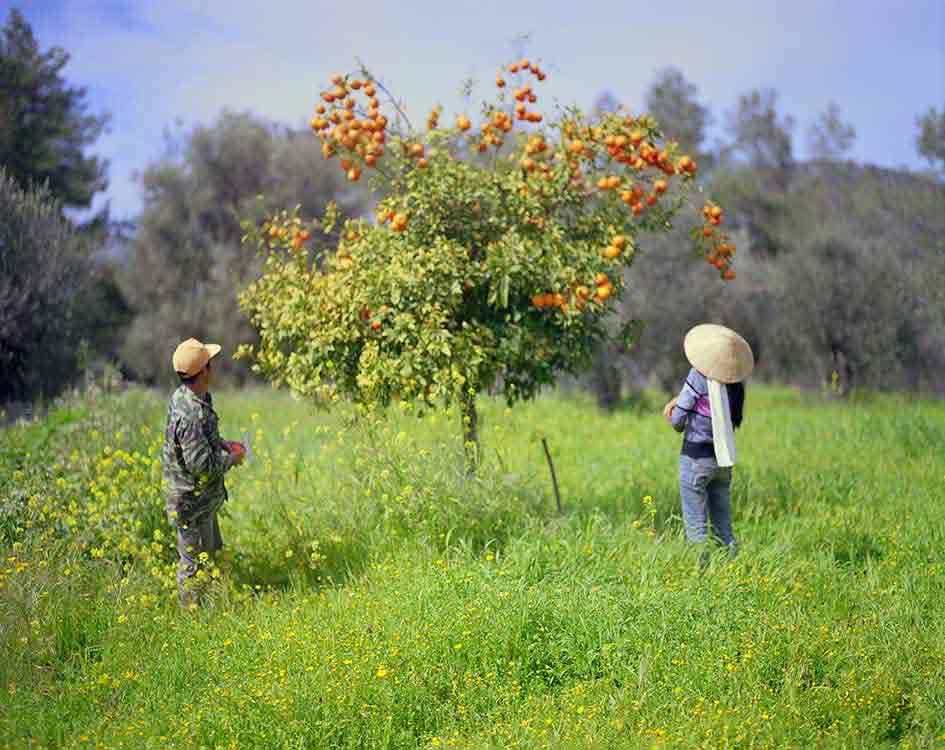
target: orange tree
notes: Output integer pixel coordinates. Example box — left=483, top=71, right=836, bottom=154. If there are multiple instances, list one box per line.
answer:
left=237, top=58, right=737, bottom=463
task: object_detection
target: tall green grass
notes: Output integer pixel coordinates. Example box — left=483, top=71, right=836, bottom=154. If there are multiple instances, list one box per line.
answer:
left=1, top=385, right=943, bottom=749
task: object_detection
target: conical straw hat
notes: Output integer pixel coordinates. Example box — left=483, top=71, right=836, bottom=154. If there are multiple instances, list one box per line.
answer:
left=683, top=324, right=754, bottom=383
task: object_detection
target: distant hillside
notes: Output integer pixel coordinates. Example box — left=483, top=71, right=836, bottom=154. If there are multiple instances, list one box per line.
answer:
left=709, top=161, right=944, bottom=259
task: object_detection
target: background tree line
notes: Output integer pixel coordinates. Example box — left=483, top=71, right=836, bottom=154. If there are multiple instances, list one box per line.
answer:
left=2, top=7, right=943, bottom=407
left=584, top=71, right=945, bottom=408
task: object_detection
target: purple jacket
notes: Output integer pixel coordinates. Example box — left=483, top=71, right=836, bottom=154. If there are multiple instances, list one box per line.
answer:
left=670, top=367, right=714, bottom=444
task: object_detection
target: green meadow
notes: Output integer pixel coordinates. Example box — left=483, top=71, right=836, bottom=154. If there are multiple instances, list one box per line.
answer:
left=1, top=385, right=944, bottom=749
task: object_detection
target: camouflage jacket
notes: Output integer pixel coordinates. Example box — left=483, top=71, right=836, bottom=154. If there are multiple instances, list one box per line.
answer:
left=162, top=386, right=235, bottom=525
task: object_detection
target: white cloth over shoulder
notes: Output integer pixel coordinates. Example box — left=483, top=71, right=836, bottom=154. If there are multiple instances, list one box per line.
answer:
left=707, top=378, right=736, bottom=467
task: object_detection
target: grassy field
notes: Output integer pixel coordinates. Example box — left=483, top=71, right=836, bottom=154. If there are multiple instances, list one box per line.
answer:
left=1, top=383, right=944, bottom=749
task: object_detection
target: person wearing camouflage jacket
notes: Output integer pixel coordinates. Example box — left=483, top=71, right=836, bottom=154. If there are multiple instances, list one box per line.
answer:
left=163, top=338, right=245, bottom=606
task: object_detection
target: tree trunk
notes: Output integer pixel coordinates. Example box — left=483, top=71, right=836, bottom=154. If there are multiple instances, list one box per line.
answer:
left=829, top=348, right=853, bottom=397
left=460, top=390, right=480, bottom=472
left=588, top=342, right=622, bottom=412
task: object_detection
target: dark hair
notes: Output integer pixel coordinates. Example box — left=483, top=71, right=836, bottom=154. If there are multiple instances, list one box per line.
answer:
left=177, top=360, right=209, bottom=385
left=726, top=382, right=745, bottom=428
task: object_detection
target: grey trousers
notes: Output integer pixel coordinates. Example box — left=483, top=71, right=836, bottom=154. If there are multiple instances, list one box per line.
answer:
left=176, top=512, right=223, bottom=605
left=679, top=454, right=736, bottom=549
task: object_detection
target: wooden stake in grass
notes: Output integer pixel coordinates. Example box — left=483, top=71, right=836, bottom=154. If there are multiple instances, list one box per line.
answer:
left=541, top=437, right=562, bottom=514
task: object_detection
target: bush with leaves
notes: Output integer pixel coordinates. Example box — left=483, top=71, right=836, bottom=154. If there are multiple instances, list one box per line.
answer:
left=0, top=170, right=103, bottom=401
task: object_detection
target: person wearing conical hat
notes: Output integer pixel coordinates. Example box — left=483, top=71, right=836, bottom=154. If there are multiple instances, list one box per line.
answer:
left=162, top=338, right=246, bottom=607
left=662, top=324, right=754, bottom=565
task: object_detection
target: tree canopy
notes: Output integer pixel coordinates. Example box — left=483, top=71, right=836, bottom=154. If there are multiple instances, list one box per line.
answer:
left=0, top=9, right=108, bottom=209
left=916, top=107, right=945, bottom=174
left=239, top=61, right=738, bottom=458
left=644, top=67, right=713, bottom=169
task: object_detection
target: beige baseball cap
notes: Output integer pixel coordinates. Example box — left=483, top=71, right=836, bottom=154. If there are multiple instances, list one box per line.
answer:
left=683, top=324, right=754, bottom=383
left=172, top=338, right=222, bottom=377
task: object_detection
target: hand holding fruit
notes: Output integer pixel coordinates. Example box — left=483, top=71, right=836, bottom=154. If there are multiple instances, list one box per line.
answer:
left=224, top=440, right=247, bottom=466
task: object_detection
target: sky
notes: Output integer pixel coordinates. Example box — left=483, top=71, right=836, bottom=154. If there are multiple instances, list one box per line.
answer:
left=14, top=0, right=945, bottom=222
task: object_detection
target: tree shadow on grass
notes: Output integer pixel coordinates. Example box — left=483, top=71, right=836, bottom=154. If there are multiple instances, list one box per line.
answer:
left=224, top=534, right=373, bottom=594
left=221, top=469, right=556, bottom=596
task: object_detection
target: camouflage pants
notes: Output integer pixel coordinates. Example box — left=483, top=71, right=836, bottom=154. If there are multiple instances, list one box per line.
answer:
left=176, top=512, right=223, bottom=606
